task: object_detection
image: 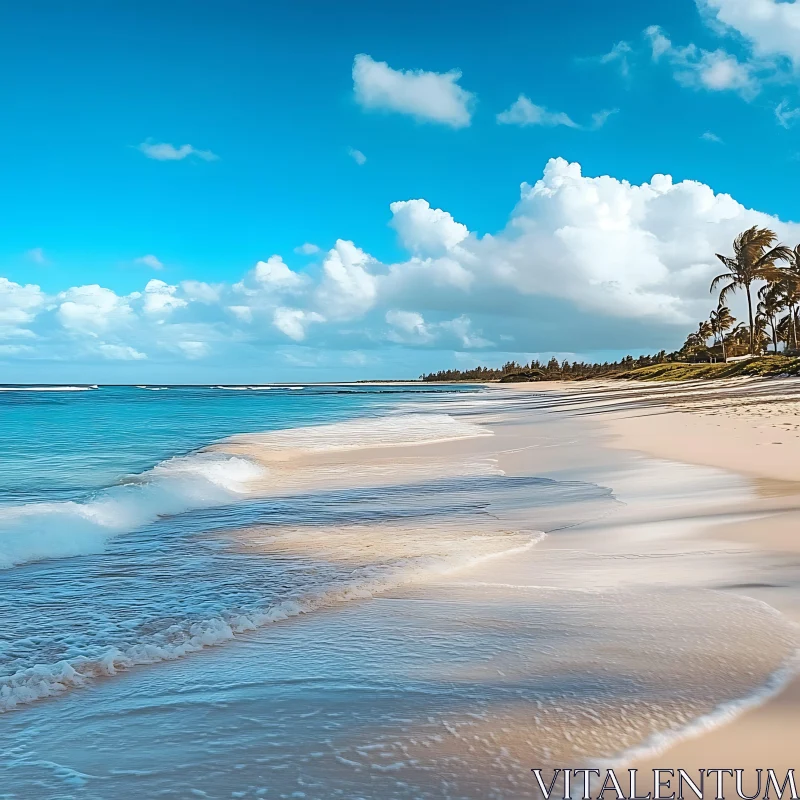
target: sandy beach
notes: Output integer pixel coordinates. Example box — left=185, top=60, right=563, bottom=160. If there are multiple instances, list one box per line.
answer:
left=499, top=377, right=800, bottom=777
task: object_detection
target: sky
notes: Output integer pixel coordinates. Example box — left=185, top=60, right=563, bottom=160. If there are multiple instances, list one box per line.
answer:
left=4, top=0, right=800, bottom=383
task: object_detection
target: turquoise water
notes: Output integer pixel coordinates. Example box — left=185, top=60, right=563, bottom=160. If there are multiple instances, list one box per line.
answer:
left=5, top=383, right=548, bottom=713
left=0, top=384, right=469, bottom=505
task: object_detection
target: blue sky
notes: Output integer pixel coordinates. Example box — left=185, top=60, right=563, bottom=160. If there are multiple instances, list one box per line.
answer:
left=4, top=0, right=800, bottom=382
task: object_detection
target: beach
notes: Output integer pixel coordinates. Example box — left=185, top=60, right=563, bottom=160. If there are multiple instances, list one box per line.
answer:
left=504, top=377, right=800, bottom=778
left=2, top=382, right=800, bottom=798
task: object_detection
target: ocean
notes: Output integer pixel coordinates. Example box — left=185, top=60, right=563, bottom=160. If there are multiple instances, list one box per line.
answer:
left=2, top=384, right=798, bottom=799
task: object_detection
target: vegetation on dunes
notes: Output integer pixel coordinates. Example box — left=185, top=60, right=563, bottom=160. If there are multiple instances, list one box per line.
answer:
left=618, top=356, right=800, bottom=382
left=421, top=226, right=800, bottom=383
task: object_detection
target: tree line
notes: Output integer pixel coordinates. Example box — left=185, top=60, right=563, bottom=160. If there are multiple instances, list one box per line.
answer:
left=421, top=226, right=800, bottom=382
left=684, top=226, right=800, bottom=360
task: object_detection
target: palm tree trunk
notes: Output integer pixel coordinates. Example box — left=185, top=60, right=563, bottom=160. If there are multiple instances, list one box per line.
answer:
left=792, top=303, right=798, bottom=352
left=746, top=284, right=755, bottom=354
left=773, top=322, right=778, bottom=353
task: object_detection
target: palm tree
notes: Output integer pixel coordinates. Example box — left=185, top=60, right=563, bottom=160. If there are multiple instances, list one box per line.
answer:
left=757, top=283, right=786, bottom=354
left=776, top=244, right=800, bottom=351
left=709, top=305, right=736, bottom=361
left=723, top=322, right=749, bottom=358
left=710, top=227, right=792, bottom=354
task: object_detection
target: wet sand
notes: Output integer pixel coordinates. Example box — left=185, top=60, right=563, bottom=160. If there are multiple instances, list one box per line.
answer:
left=501, top=378, right=800, bottom=776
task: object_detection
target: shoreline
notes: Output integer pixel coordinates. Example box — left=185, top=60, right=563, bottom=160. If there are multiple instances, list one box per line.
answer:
left=6, top=382, right=800, bottom=796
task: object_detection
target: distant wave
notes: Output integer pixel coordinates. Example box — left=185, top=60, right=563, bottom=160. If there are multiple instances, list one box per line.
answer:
left=0, top=452, right=265, bottom=570
left=0, top=386, right=96, bottom=392
left=211, top=386, right=302, bottom=391
left=136, top=386, right=169, bottom=391
left=0, top=533, right=541, bottom=712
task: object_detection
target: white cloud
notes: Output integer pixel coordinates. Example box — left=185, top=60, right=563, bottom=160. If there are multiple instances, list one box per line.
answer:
left=143, top=279, right=187, bottom=315
left=496, top=96, right=616, bottom=130
left=386, top=310, right=434, bottom=343
left=389, top=199, right=469, bottom=256
left=238, top=255, right=307, bottom=295
left=0, top=278, right=45, bottom=331
left=438, top=315, right=492, bottom=349
left=177, top=341, right=210, bottom=359
left=137, top=141, right=219, bottom=162
left=598, top=41, right=633, bottom=78
left=348, top=147, right=367, bottom=166
left=497, top=95, right=579, bottom=128
left=591, top=108, right=619, bottom=129
left=58, top=285, right=134, bottom=333
left=701, top=131, right=724, bottom=142
left=135, top=254, right=164, bottom=270
left=315, top=240, right=378, bottom=320
left=26, top=248, right=47, bottom=265
left=776, top=100, right=800, bottom=128
left=181, top=280, right=222, bottom=304
left=699, top=0, right=800, bottom=68
left=272, top=307, right=324, bottom=341
left=645, top=25, right=758, bottom=97
left=5, top=157, right=800, bottom=368
left=294, top=243, right=321, bottom=255
left=227, top=305, right=253, bottom=323
left=99, top=343, right=147, bottom=360
left=352, top=54, right=475, bottom=128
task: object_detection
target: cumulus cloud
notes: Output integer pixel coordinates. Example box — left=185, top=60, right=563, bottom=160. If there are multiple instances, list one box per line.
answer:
left=272, top=307, right=324, bottom=341
left=143, top=279, right=187, bottom=315
left=701, top=131, right=724, bottom=142
left=315, top=240, right=378, bottom=320
left=348, top=147, right=367, bottom=165
left=135, top=254, right=164, bottom=270
left=385, top=310, right=434, bottom=343
left=352, top=54, right=474, bottom=128
left=389, top=199, right=469, bottom=255
left=58, top=285, right=135, bottom=333
left=5, top=157, right=800, bottom=367
left=236, top=255, right=308, bottom=296
left=181, top=280, right=223, bottom=304
left=699, top=0, right=800, bottom=68
left=645, top=25, right=759, bottom=97
left=137, top=140, right=219, bottom=162
left=0, top=278, right=45, bottom=333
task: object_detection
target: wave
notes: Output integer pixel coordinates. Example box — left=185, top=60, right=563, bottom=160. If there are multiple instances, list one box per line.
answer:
left=0, top=452, right=265, bottom=569
left=222, top=413, right=491, bottom=455
left=136, top=386, right=169, bottom=391
left=0, top=414, right=488, bottom=570
left=0, top=533, right=542, bottom=712
left=0, top=386, right=96, bottom=392
left=589, top=599, right=800, bottom=777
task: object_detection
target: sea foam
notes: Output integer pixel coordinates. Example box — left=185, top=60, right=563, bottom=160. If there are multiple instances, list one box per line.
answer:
left=0, top=452, right=265, bottom=569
